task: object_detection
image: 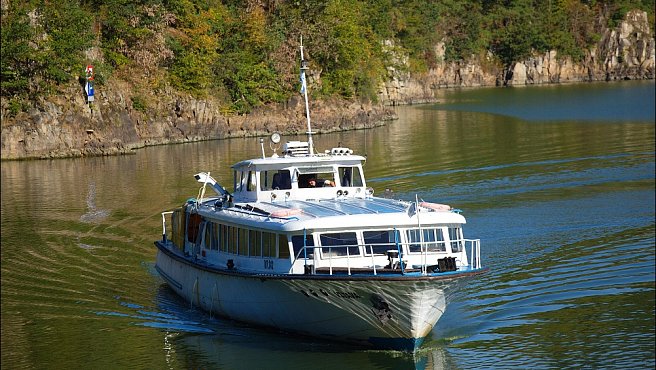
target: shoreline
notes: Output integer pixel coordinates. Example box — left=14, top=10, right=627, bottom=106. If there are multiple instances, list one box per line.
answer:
left=2, top=78, right=653, bottom=162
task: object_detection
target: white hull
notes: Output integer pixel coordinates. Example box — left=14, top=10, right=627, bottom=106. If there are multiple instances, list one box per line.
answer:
left=155, top=243, right=465, bottom=351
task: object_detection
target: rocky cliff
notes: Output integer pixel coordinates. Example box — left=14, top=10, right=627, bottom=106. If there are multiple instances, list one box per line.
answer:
left=1, top=84, right=394, bottom=160
left=381, top=10, right=655, bottom=105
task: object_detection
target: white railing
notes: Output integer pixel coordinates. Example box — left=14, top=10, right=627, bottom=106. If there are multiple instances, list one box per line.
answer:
left=159, top=211, right=483, bottom=275
left=290, top=239, right=482, bottom=275
left=290, top=243, right=398, bottom=275
left=465, top=239, right=481, bottom=269
left=161, top=211, right=174, bottom=243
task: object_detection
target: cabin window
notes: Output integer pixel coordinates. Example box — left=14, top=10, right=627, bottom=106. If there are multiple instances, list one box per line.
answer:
left=238, top=228, right=249, bottom=255
left=204, top=223, right=212, bottom=250
left=233, top=171, right=246, bottom=193
left=406, top=229, right=421, bottom=252
left=406, top=228, right=446, bottom=253
left=297, top=166, right=335, bottom=188
left=263, top=232, right=277, bottom=257
left=291, top=234, right=314, bottom=259
left=228, top=226, right=238, bottom=254
left=449, top=227, right=463, bottom=252
left=249, top=230, right=262, bottom=257
left=211, top=223, right=220, bottom=250
left=259, top=171, right=270, bottom=190
left=278, top=234, right=290, bottom=259
left=338, top=166, right=363, bottom=187
left=220, top=224, right=229, bottom=252
left=363, top=230, right=397, bottom=255
left=269, top=170, right=292, bottom=190
left=320, top=232, right=360, bottom=257
left=246, top=171, right=257, bottom=192
left=425, top=228, right=446, bottom=252
left=186, top=213, right=202, bottom=243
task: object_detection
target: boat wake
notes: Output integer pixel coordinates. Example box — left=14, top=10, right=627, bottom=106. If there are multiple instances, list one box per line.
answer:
left=80, top=182, right=109, bottom=223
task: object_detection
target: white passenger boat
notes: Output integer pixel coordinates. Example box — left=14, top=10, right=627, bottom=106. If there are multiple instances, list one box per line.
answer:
left=154, top=41, right=485, bottom=351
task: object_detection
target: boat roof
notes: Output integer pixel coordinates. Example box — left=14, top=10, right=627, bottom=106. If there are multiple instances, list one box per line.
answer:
left=195, top=196, right=466, bottom=232
left=232, top=153, right=366, bottom=170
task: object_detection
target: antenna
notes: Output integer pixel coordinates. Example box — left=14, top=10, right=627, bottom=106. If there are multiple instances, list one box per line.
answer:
left=300, top=36, right=314, bottom=156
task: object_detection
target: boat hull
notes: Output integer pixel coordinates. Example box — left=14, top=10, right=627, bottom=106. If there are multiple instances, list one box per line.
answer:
left=155, top=241, right=476, bottom=351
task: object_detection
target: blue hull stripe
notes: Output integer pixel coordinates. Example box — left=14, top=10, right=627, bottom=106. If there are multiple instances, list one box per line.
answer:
left=154, top=264, right=183, bottom=290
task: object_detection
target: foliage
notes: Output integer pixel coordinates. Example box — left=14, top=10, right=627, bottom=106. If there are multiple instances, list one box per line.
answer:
left=131, top=94, right=148, bottom=112
left=1, top=7, right=33, bottom=96
left=1, top=0, right=654, bottom=115
left=1, top=0, right=93, bottom=96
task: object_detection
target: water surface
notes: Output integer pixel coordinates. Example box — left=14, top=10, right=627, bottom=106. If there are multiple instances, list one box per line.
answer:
left=2, top=80, right=654, bottom=369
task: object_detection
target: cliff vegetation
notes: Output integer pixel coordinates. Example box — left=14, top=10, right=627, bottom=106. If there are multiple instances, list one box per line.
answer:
left=3, top=0, right=654, bottom=114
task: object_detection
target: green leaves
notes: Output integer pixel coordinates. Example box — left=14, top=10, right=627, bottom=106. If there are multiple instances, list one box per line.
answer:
left=1, top=0, right=93, bottom=96
left=1, top=0, right=654, bottom=114
left=1, top=8, right=33, bottom=96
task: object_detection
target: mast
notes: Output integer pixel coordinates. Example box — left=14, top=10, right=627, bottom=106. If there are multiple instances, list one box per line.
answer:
left=299, top=36, right=314, bottom=156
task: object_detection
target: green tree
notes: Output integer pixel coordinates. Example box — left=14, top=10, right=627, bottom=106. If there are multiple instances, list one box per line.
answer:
left=1, top=7, right=33, bottom=96
left=486, top=0, right=545, bottom=66
left=41, top=0, right=94, bottom=84
left=313, top=0, right=384, bottom=99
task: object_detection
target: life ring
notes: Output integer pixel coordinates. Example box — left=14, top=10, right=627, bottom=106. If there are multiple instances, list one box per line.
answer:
left=419, top=202, right=451, bottom=212
left=269, top=208, right=303, bottom=218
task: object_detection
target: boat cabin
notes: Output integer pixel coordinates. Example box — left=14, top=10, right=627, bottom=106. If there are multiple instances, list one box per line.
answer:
left=231, top=142, right=368, bottom=203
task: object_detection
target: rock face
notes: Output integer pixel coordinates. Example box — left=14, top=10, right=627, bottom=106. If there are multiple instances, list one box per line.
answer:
left=381, top=10, right=654, bottom=104
left=1, top=86, right=395, bottom=160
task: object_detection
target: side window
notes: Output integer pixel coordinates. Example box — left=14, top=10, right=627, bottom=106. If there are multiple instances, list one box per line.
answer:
left=338, top=166, right=363, bottom=187
left=449, top=227, right=463, bottom=252
left=363, top=230, right=396, bottom=255
left=249, top=230, right=262, bottom=257
left=291, top=234, right=314, bottom=259
left=247, top=171, right=257, bottom=192
left=259, top=171, right=270, bottom=190
left=204, top=222, right=212, bottom=250
left=435, top=228, right=446, bottom=252
left=320, top=232, right=359, bottom=257
left=187, top=213, right=203, bottom=243
left=406, top=229, right=421, bottom=253
left=238, top=228, right=248, bottom=255
left=263, top=232, right=277, bottom=257
left=278, top=234, right=290, bottom=259
left=234, top=171, right=245, bottom=193
left=351, top=167, right=363, bottom=187
left=212, top=223, right=220, bottom=250
left=220, top=224, right=229, bottom=252
left=406, top=228, right=446, bottom=252
left=228, top=226, right=238, bottom=254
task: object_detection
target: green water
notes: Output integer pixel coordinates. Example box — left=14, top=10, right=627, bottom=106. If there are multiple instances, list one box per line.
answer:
left=2, top=80, right=654, bottom=369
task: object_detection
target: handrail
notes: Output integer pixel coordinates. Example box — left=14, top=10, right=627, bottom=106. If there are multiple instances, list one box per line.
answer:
left=161, top=211, right=174, bottom=243
left=161, top=209, right=482, bottom=274
left=465, top=239, right=481, bottom=269
left=287, top=237, right=480, bottom=275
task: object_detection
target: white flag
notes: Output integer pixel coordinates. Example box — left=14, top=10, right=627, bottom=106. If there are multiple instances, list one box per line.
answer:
left=406, top=202, right=417, bottom=218
left=300, top=72, right=306, bottom=94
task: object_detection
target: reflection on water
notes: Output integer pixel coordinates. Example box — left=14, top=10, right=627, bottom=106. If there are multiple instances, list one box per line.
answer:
left=2, top=81, right=654, bottom=369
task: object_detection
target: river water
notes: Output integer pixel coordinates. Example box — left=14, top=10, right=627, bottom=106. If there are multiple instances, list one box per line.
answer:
left=2, top=81, right=654, bottom=369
